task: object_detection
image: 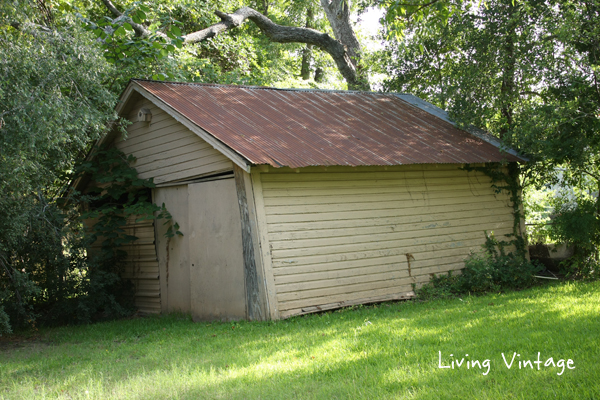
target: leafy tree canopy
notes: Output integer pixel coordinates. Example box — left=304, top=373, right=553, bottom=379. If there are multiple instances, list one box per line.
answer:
left=379, top=0, right=600, bottom=273
left=0, top=4, right=120, bottom=333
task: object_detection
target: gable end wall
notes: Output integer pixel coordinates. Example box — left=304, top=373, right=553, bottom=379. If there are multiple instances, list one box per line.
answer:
left=115, top=97, right=233, bottom=184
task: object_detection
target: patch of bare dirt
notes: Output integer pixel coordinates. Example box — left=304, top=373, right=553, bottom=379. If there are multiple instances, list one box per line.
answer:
left=0, top=333, right=52, bottom=352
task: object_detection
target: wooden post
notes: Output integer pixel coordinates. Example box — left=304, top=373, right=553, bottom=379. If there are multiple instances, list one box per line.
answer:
left=234, top=165, right=266, bottom=320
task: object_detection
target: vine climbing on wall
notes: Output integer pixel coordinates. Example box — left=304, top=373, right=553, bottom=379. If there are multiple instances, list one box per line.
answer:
left=74, top=145, right=182, bottom=317
left=462, top=162, right=527, bottom=258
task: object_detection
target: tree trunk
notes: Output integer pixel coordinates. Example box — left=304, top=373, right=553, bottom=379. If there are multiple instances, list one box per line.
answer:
left=500, top=1, right=517, bottom=140
left=320, top=0, right=370, bottom=90
left=300, top=7, right=315, bottom=80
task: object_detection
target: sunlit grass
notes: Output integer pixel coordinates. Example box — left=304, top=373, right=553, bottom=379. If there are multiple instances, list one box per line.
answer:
left=1, top=281, right=599, bottom=399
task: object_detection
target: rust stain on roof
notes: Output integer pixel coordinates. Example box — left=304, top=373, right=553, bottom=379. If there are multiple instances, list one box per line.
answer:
left=134, top=80, right=524, bottom=168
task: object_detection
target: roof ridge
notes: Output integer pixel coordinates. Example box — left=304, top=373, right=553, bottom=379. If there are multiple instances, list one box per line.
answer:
left=132, top=78, right=392, bottom=95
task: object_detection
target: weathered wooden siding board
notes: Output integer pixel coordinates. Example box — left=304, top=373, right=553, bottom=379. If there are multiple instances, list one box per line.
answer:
left=121, top=217, right=161, bottom=314
left=266, top=208, right=512, bottom=233
left=262, top=186, right=491, bottom=205
left=114, top=97, right=233, bottom=184
left=264, top=196, right=505, bottom=217
left=269, top=225, right=512, bottom=255
left=271, top=253, right=466, bottom=279
left=278, top=286, right=414, bottom=318
left=268, top=214, right=513, bottom=242
left=264, top=200, right=507, bottom=224
left=259, top=165, right=514, bottom=316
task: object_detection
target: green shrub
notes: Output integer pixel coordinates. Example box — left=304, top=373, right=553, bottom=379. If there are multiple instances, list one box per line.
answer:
left=0, top=306, right=10, bottom=335
left=459, top=252, right=541, bottom=293
left=413, top=271, right=461, bottom=300
left=0, top=286, right=11, bottom=335
left=549, top=198, right=599, bottom=279
left=0, top=146, right=176, bottom=333
left=416, top=234, right=542, bottom=299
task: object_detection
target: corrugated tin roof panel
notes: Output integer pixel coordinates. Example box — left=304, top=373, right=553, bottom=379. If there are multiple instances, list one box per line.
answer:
left=134, top=80, right=524, bottom=168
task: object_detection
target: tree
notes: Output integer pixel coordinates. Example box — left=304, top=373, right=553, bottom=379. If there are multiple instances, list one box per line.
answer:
left=0, top=6, right=119, bottom=333
left=380, top=0, right=600, bottom=275
left=90, top=0, right=371, bottom=90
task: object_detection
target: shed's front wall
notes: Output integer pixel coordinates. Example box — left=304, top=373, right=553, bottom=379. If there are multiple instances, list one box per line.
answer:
left=254, top=164, right=514, bottom=318
left=153, top=179, right=247, bottom=321
left=188, top=179, right=247, bottom=321
left=112, top=94, right=246, bottom=318
left=154, top=185, right=191, bottom=314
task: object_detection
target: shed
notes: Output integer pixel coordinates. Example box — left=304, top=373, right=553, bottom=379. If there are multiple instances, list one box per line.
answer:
left=83, top=79, right=525, bottom=321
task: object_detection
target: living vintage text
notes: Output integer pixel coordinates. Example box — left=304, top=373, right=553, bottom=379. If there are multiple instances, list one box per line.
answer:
left=438, top=351, right=575, bottom=376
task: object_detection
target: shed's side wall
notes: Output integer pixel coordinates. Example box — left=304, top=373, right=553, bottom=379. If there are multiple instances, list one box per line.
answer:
left=115, top=97, right=233, bottom=184
left=257, top=164, right=514, bottom=318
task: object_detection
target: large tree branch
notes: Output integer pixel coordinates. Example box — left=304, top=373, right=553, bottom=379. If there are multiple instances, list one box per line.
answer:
left=99, top=2, right=369, bottom=90
left=184, top=7, right=368, bottom=90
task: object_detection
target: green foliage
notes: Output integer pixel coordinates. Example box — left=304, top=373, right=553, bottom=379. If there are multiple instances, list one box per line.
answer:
left=460, top=250, right=541, bottom=293
left=74, top=146, right=182, bottom=323
left=77, top=3, right=185, bottom=90
left=412, top=270, right=461, bottom=300
left=382, top=0, right=555, bottom=137
left=77, top=145, right=182, bottom=243
left=523, top=185, right=554, bottom=244
left=549, top=198, right=600, bottom=279
left=0, top=306, right=10, bottom=335
left=0, top=247, right=41, bottom=333
left=0, top=195, right=88, bottom=330
left=68, top=0, right=345, bottom=92
left=0, top=11, right=120, bottom=333
left=379, top=0, right=459, bottom=39
left=77, top=146, right=159, bottom=249
left=417, top=232, right=542, bottom=299
left=0, top=26, right=117, bottom=196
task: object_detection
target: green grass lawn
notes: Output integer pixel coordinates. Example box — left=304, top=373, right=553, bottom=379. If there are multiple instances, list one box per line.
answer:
left=1, top=281, right=599, bottom=400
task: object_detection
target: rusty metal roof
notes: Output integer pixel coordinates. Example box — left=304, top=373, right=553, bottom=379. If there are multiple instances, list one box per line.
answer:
left=132, top=80, right=524, bottom=168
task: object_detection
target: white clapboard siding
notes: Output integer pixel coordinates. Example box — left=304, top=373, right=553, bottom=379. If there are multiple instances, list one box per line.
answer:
left=120, top=217, right=161, bottom=314
left=114, top=98, right=233, bottom=184
left=258, top=165, right=514, bottom=317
